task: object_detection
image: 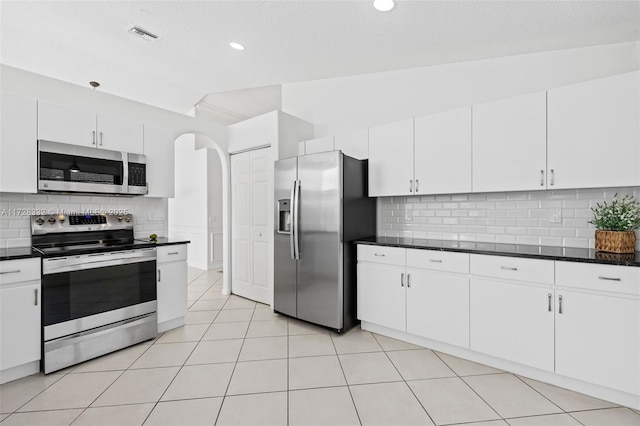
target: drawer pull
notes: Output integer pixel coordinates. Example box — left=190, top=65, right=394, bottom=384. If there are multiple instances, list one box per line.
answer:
left=598, top=276, right=621, bottom=282
left=0, top=269, right=21, bottom=275
left=400, top=273, right=404, bottom=287
left=547, top=293, right=552, bottom=312
left=558, top=295, right=563, bottom=314
left=429, top=259, right=442, bottom=263
left=374, top=253, right=386, bottom=257
left=168, top=252, right=179, bottom=255
left=500, top=266, right=518, bottom=271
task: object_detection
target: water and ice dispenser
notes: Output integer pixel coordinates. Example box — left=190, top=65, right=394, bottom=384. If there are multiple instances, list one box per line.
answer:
left=277, top=199, right=291, bottom=234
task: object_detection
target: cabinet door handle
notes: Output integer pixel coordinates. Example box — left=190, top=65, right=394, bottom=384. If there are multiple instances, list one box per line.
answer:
left=158, top=269, right=161, bottom=282
left=547, top=293, right=552, bottom=312
left=598, top=276, right=621, bottom=282
left=374, top=253, right=386, bottom=257
left=558, top=295, right=563, bottom=314
left=550, top=169, right=555, bottom=186
left=34, top=288, right=38, bottom=306
left=407, top=273, right=411, bottom=288
left=99, top=131, right=103, bottom=146
left=540, top=170, right=544, bottom=186
left=168, top=252, right=179, bottom=255
left=409, top=180, right=413, bottom=193
left=415, top=179, right=419, bottom=193
left=400, top=273, right=404, bottom=287
left=428, top=259, right=442, bottom=263
left=92, top=130, right=96, bottom=145
left=500, top=266, right=518, bottom=271
left=0, top=269, right=21, bottom=275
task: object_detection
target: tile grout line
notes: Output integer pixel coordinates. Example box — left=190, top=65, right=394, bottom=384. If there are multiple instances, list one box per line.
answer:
left=329, top=330, right=364, bottom=426
left=372, top=333, right=437, bottom=425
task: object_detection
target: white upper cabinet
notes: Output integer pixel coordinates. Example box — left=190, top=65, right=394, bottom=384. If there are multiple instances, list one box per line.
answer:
left=414, top=107, right=472, bottom=195
left=547, top=71, right=640, bottom=189
left=334, top=128, right=369, bottom=160
left=38, top=101, right=96, bottom=147
left=143, top=124, right=176, bottom=198
left=38, top=101, right=144, bottom=154
left=304, top=136, right=334, bottom=155
left=96, top=115, right=144, bottom=153
left=0, top=92, right=37, bottom=193
left=368, top=119, right=414, bottom=197
left=472, top=91, right=547, bottom=192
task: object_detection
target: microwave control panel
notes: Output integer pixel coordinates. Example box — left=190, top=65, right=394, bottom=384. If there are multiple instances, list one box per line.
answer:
left=128, top=163, right=146, bottom=187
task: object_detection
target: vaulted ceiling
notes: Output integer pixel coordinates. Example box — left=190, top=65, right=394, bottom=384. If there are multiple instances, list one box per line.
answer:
left=1, top=1, right=639, bottom=115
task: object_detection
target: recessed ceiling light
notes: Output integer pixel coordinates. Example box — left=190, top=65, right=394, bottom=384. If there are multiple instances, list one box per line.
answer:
left=373, top=0, right=395, bottom=12
left=230, top=42, right=245, bottom=51
left=128, top=26, right=159, bottom=41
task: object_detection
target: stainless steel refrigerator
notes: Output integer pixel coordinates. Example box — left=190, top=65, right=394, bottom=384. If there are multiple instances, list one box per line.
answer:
left=274, top=151, right=376, bottom=332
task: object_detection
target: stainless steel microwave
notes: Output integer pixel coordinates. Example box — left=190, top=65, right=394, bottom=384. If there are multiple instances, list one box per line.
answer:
left=38, top=140, right=148, bottom=195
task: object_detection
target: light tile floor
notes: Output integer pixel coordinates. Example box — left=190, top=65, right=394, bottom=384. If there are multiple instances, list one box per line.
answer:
left=2, top=267, right=639, bottom=426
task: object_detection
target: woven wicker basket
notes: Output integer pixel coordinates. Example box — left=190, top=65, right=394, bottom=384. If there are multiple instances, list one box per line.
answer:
left=594, top=230, right=637, bottom=254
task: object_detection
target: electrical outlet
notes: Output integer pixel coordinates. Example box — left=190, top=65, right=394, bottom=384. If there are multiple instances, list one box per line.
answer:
left=549, top=208, right=562, bottom=223
left=404, top=209, right=413, bottom=221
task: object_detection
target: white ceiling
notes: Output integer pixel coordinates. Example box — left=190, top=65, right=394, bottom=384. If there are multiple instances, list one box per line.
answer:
left=1, top=1, right=639, bottom=115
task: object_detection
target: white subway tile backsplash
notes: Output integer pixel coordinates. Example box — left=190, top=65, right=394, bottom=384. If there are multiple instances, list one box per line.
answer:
left=379, top=187, right=640, bottom=250
left=0, top=192, right=168, bottom=248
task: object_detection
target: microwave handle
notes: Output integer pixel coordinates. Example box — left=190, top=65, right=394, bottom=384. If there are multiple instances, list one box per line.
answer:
left=122, top=151, right=129, bottom=192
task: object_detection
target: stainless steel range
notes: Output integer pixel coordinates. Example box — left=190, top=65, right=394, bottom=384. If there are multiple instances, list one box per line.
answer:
left=31, top=213, right=158, bottom=374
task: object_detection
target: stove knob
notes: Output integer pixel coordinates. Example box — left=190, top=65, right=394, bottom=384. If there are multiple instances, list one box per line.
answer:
left=59, top=217, right=65, bottom=223
left=48, top=217, right=56, bottom=224
left=116, top=216, right=123, bottom=222
left=124, top=216, right=131, bottom=223
left=35, top=217, right=45, bottom=225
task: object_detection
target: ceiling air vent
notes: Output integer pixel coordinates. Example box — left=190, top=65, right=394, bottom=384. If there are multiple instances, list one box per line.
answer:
left=128, top=26, right=159, bottom=41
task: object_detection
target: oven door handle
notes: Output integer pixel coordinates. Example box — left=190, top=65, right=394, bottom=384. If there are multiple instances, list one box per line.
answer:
left=43, top=251, right=156, bottom=275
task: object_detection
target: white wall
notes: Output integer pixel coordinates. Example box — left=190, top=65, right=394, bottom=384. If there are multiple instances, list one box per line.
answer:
left=168, top=135, right=208, bottom=269
left=207, top=144, right=224, bottom=270
left=282, top=42, right=640, bottom=136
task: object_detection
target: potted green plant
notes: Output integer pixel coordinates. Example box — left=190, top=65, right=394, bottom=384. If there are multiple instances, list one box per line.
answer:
left=589, top=194, right=640, bottom=253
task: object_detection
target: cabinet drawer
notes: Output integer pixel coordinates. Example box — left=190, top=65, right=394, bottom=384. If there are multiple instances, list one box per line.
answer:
left=357, top=245, right=405, bottom=266
left=556, top=261, right=640, bottom=296
left=158, top=245, right=188, bottom=263
left=406, top=249, right=469, bottom=274
left=470, top=254, right=554, bottom=285
left=0, top=258, right=41, bottom=286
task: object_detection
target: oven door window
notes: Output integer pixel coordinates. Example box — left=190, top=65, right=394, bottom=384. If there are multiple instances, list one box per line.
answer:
left=43, top=261, right=156, bottom=326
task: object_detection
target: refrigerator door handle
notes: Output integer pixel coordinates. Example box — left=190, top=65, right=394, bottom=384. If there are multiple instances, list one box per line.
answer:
left=290, top=180, right=296, bottom=259
left=293, top=180, right=301, bottom=260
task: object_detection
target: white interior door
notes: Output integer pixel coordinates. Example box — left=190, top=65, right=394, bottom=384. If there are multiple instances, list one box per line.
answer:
left=231, top=147, right=272, bottom=305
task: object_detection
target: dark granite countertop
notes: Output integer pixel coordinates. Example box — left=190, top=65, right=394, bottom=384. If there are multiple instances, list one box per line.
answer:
left=134, top=238, right=191, bottom=247
left=0, top=247, right=41, bottom=261
left=356, top=236, right=640, bottom=267
left=1, top=239, right=190, bottom=261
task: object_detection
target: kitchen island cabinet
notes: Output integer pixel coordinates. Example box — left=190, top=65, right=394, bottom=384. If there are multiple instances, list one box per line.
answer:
left=0, top=258, right=41, bottom=384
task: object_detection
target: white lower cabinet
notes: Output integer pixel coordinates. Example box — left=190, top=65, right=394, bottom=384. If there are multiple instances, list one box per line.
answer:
left=470, top=278, right=554, bottom=372
left=357, top=245, right=470, bottom=348
left=554, top=261, right=640, bottom=396
left=0, top=258, right=41, bottom=384
left=357, top=261, right=406, bottom=331
left=358, top=245, right=640, bottom=407
left=157, top=245, right=188, bottom=332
